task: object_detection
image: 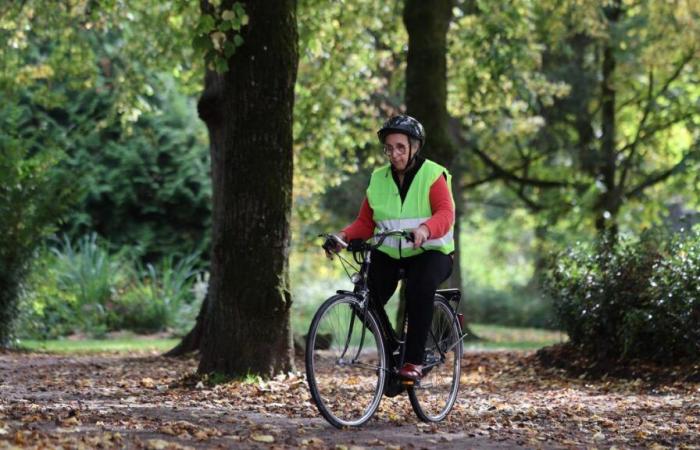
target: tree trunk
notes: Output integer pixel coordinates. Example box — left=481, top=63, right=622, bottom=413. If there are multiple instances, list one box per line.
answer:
left=596, top=1, right=622, bottom=244
left=403, top=0, right=461, bottom=288
left=402, top=0, right=478, bottom=340
left=197, top=0, right=298, bottom=377
left=404, top=0, right=455, bottom=168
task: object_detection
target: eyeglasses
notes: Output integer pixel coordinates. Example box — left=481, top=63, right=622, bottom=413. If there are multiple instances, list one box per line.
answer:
left=383, top=143, right=408, bottom=156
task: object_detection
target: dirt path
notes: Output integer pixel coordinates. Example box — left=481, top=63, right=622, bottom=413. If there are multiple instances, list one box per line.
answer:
left=1, top=350, right=698, bottom=449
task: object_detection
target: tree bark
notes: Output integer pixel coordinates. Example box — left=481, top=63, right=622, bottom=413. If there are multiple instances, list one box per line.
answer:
left=403, top=0, right=461, bottom=289
left=596, top=1, right=623, bottom=244
left=402, top=0, right=478, bottom=340
left=197, top=0, right=298, bottom=377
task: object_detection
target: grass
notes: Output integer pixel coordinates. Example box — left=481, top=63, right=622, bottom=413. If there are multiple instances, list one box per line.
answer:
left=15, top=324, right=565, bottom=354
left=18, top=337, right=180, bottom=353
left=465, top=323, right=567, bottom=350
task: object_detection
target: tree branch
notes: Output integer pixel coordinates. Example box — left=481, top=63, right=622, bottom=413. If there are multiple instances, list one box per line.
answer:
left=470, top=144, right=571, bottom=188
left=617, top=109, right=698, bottom=154
left=462, top=173, right=501, bottom=190
left=505, top=180, right=544, bottom=212
left=618, top=69, right=654, bottom=190
left=618, top=50, right=694, bottom=150
left=626, top=142, right=700, bottom=199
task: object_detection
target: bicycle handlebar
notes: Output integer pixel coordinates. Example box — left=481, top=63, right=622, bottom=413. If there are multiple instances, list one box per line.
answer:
left=320, top=229, right=414, bottom=254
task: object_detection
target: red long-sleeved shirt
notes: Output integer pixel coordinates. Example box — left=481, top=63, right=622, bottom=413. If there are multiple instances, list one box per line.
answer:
left=342, top=175, right=454, bottom=240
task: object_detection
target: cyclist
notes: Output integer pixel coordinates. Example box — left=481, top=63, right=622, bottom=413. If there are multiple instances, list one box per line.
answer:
left=325, top=114, right=455, bottom=383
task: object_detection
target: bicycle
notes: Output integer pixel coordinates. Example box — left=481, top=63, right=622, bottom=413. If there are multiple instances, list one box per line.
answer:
left=305, top=229, right=465, bottom=428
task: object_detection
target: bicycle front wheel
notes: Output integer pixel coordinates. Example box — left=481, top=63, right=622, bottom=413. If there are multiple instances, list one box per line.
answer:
left=305, top=295, right=387, bottom=428
left=408, top=295, right=463, bottom=422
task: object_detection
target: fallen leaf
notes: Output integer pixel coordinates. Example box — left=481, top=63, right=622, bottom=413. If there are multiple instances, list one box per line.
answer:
left=193, top=430, right=210, bottom=440
left=251, top=433, right=275, bottom=443
left=60, top=416, right=80, bottom=427
left=159, top=425, right=177, bottom=436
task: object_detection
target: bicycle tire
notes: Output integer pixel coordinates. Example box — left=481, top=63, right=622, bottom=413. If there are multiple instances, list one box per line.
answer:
left=408, top=295, right=462, bottom=422
left=305, top=294, right=387, bottom=428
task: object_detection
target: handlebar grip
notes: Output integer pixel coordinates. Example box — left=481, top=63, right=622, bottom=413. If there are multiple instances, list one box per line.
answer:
left=322, top=238, right=334, bottom=252
left=321, top=234, right=348, bottom=251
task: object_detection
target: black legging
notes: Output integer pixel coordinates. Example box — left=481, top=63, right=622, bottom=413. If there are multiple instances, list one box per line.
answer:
left=368, top=249, right=453, bottom=365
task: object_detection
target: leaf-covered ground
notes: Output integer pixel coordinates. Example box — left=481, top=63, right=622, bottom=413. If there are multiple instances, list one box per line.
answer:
left=1, top=349, right=698, bottom=449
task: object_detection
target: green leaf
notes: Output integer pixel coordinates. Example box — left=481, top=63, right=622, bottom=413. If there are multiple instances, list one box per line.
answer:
left=197, top=14, right=216, bottom=34
left=223, top=41, right=237, bottom=58
left=221, top=10, right=235, bottom=21
left=232, top=2, right=245, bottom=16
left=214, top=57, right=229, bottom=74
left=233, top=34, right=244, bottom=47
left=192, top=34, right=212, bottom=53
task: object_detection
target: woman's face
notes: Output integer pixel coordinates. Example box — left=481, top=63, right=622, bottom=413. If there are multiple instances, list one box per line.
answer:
left=384, top=133, right=411, bottom=172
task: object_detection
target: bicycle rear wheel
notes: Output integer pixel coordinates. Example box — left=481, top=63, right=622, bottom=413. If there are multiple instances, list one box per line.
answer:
left=305, top=295, right=386, bottom=428
left=408, top=295, right=462, bottom=422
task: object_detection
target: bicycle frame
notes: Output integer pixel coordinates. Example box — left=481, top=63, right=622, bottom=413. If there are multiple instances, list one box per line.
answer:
left=308, top=230, right=466, bottom=426
left=328, top=230, right=465, bottom=378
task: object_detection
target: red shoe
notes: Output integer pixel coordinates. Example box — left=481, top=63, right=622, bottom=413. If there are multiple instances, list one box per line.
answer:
left=398, top=363, right=423, bottom=382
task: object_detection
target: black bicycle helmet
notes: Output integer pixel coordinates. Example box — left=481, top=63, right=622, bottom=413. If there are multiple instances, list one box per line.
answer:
left=377, top=115, right=426, bottom=145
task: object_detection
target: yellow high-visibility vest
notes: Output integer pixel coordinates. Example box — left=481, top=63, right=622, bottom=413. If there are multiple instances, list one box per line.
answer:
left=367, top=159, right=454, bottom=259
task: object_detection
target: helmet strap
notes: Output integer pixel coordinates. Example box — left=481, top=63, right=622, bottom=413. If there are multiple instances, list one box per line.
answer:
left=406, top=139, right=419, bottom=169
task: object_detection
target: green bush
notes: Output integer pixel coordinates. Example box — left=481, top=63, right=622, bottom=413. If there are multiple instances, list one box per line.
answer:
left=112, top=254, right=200, bottom=334
left=16, top=250, right=81, bottom=340
left=56, top=83, right=211, bottom=263
left=17, top=235, right=203, bottom=339
left=0, top=101, right=75, bottom=345
left=50, top=234, right=127, bottom=336
left=543, top=230, right=700, bottom=363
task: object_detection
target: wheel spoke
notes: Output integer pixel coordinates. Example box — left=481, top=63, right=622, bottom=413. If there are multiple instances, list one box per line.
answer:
left=306, top=296, right=386, bottom=427
left=408, top=297, right=462, bottom=422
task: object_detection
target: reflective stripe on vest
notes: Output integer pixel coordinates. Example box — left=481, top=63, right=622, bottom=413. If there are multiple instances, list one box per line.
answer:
left=366, top=159, right=455, bottom=259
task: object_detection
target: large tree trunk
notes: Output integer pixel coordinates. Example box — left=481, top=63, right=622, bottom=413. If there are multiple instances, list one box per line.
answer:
left=402, top=0, right=477, bottom=340
left=403, top=0, right=461, bottom=288
left=197, top=0, right=298, bottom=377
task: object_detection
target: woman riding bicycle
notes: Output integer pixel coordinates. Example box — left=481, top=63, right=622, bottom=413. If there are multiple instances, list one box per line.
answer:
left=325, top=114, right=455, bottom=383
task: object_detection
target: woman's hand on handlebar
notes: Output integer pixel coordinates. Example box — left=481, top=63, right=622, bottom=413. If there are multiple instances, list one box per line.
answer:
left=410, top=224, right=430, bottom=249
left=322, top=232, right=348, bottom=259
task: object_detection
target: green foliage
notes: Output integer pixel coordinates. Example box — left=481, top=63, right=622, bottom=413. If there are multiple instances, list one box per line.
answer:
left=193, top=1, right=248, bottom=73
left=17, top=235, right=203, bottom=339
left=294, top=0, right=406, bottom=232
left=468, top=287, right=556, bottom=330
left=113, top=254, right=201, bottom=335
left=543, top=229, right=700, bottom=363
left=3, top=1, right=212, bottom=262
left=460, top=208, right=559, bottom=328
left=58, top=81, right=211, bottom=261
left=1, top=0, right=203, bottom=117
left=450, top=0, right=700, bottom=238
left=0, top=101, right=75, bottom=345
left=49, top=234, right=124, bottom=337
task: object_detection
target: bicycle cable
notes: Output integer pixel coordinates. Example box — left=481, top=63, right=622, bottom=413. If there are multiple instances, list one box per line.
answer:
left=336, top=251, right=359, bottom=281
